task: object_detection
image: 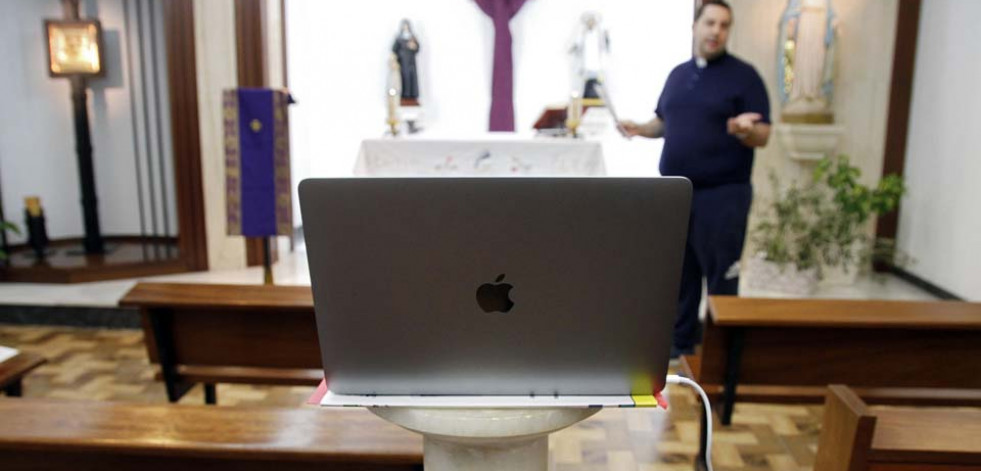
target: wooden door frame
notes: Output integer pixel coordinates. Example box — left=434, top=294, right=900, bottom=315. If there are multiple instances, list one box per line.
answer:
left=161, top=0, right=290, bottom=271
left=163, top=0, right=208, bottom=271
left=876, top=0, right=922, bottom=242
left=234, top=0, right=270, bottom=267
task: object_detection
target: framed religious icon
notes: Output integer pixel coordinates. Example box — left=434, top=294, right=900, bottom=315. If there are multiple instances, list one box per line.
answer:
left=44, top=19, right=104, bottom=77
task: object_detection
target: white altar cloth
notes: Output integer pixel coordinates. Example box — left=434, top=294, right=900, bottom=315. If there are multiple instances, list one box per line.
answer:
left=354, top=136, right=606, bottom=176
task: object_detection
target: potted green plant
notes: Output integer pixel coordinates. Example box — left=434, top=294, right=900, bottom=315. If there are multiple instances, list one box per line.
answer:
left=745, top=171, right=824, bottom=295
left=811, top=155, right=906, bottom=283
left=745, top=155, right=906, bottom=294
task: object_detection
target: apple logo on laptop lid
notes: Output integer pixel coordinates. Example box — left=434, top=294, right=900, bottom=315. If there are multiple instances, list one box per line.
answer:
left=476, top=274, right=514, bottom=313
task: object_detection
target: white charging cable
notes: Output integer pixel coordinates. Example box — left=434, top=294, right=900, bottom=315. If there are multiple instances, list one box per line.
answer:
left=666, top=374, right=714, bottom=471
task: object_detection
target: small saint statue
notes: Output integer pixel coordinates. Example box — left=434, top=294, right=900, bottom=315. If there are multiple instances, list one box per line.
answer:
left=569, top=11, right=610, bottom=100
left=778, top=0, right=838, bottom=122
left=392, top=19, right=420, bottom=105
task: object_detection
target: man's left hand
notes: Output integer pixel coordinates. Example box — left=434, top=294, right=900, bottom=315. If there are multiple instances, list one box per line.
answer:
left=727, top=112, right=763, bottom=138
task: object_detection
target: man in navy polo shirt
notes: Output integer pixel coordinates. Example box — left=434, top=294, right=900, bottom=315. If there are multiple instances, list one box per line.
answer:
left=621, top=0, right=770, bottom=357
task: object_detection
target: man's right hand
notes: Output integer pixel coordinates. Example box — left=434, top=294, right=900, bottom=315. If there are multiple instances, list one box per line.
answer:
left=619, top=120, right=641, bottom=137
left=618, top=118, right=665, bottom=139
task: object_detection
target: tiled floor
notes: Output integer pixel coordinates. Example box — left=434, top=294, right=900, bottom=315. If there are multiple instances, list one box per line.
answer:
left=0, top=324, right=828, bottom=471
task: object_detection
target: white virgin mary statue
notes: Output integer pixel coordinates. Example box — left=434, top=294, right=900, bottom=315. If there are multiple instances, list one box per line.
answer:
left=778, top=0, right=837, bottom=122
left=569, top=11, right=610, bottom=100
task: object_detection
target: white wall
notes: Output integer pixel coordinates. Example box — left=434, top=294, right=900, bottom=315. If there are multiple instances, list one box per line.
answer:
left=897, top=0, right=981, bottom=301
left=0, top=1, right=79, bottom=241
left=286, top=0, right=692, bottom=223
left=265, top=0, right=286, bottom=90
left=0, top=0, right=177, bottom=244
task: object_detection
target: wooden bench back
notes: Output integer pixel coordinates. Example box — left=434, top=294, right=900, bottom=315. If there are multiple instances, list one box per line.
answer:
left=814, top=385, right=981, bottom=471
left=698, top=296, right=981, bottom=390
left=0, top=398, right=423, bottom=471
left=708, top=297, right=981, bottom=329
left=122, top=283, right=321, bottom=370
left=814, top=385, right=878, bottom=471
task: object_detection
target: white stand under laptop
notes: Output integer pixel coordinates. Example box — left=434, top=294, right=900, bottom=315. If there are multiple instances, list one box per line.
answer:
left=372, top=407, right=597, bottom=471
left=310, top=381, right=666, bottom=471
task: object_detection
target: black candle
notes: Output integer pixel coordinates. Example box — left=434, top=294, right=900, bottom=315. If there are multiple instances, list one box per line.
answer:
left=24, top=197, right=48, bottom=260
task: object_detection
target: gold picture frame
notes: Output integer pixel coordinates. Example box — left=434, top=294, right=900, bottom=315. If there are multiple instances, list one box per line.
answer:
left=45, top=19, right=104, bottom=77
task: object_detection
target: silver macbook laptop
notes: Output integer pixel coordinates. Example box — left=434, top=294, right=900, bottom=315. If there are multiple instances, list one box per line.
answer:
left=299, top=177, right=691, bottom=396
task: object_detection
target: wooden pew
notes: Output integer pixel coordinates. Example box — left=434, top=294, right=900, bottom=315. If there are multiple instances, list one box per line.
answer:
left=119, top=283, right=321, bottom=404
left=0, top=398, right=423, bottom=471
left=0, top=352, right=46, bottom=397
left=814, top=385, right=981, bottom=471
left=682, top=296, right=981, bottom=425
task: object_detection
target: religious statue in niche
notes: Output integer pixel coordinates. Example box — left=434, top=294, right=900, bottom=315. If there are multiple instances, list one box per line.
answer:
left=392, top=19, right=420, bottom=106
left=778, top=0, right=838, bottom=123
left=569, top=11, right=610, bottom=100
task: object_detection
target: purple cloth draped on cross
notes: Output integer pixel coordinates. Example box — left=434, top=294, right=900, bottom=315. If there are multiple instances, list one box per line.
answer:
left=475, top=0, right=528, bottom=132
left=223, top=88, right=293, bottom=237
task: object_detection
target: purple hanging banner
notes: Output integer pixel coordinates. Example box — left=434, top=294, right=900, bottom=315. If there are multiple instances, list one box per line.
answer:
left=224, top=88, right=292, bottom=237
left=475, top=0, right=528, bottom=132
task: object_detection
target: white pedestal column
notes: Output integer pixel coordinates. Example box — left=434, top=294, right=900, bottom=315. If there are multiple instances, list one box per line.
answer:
left=775, top=123, right=845, bottom=162
left=370, top=408, right=600, bottom=471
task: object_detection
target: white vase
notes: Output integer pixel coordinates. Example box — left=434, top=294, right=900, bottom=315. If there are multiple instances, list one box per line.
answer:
left=819, top=263, right=860, bottom=286
left=743, top=253, right=818, bottom=296
left=819, top=241, right=864, bottom=286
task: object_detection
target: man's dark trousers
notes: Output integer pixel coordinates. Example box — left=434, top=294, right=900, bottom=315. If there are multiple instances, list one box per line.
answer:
left=673, top=182, right=753, bottom=353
